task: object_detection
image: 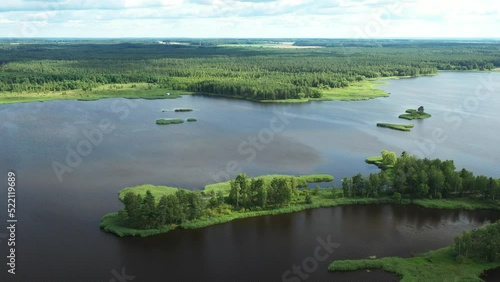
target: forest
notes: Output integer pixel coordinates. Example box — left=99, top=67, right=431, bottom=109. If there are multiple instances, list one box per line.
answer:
left=118, top=174, right=299, bottom=230
left=1, top=39, right=499, bottom=101
left=344, top=151, right=500, bottom=200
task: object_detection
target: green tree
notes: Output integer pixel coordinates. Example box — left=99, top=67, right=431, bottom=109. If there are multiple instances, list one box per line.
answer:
left=304, top=190, right=313, bottom=204
left=140, top=190, right=157, bottom=229
left=382, top=150, right=397, bottom=167
left=252, top=178, right=267, bottom=208
left=342, top=177, right=351, bottom=197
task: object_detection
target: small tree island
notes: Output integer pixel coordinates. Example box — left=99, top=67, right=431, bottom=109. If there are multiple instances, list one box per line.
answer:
left=399, top=106, right=431, bottom=120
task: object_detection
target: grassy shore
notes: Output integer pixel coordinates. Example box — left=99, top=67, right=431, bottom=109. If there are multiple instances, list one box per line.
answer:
left=156, top=119, right=184, bottom=125
left=100, top=195, right=500, bottom=237
left=377, top=123, right=414, bottom=131
left=0, top=83, right=194, bottom=104
left=260, top=80, right=390, bottom=103
left=329, top=246, right=499, bottom=282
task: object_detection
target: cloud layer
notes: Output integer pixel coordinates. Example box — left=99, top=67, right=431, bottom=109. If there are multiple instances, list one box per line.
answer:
left=0, top=0, right=499, bottom=38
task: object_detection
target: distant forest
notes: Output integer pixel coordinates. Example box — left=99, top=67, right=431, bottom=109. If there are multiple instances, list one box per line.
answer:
left=0, top=39, right=499, bottom=101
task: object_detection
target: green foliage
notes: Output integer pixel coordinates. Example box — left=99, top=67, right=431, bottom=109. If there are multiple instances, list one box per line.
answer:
left=454, top=222, right=500, bottom=262
left=3, top=40, right=499, bottom=104
left=377, top=123, right=414, bottom=131
left=156, top=119, right=184, bottom=125
left=357, top=153, right=500, bottom=201
left=304, top=191, right=313, bottom=204
left=399, top=108, right=432, bottom=120
left=329, top=245, right=500, bottom=282
left=186, top=118, right=197, bottom=122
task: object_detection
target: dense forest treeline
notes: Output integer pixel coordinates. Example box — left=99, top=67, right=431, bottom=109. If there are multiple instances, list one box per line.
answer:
left=343, top=151, right=500, bottom=201
left=1, top=39, right=499, bottom=101
left=119, top=174, right=300, bottom=230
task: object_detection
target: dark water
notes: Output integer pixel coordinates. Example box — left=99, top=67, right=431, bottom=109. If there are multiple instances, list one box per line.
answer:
left=0, top=72, right=499, bottom=281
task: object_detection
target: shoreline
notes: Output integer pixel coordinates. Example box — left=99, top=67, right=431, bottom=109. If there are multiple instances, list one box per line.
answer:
left=329, top=245, right=500, bottom=282
left=0, top=73, right=438, bottom=105
left=100, top=194, right=500, bottom=237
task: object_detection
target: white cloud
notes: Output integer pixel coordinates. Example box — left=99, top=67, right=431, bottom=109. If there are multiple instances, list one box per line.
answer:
left=0, top=0, right=499, bottom=37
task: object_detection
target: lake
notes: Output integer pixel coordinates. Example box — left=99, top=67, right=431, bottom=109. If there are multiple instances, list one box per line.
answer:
left=0, top=71, right=499, bottom=281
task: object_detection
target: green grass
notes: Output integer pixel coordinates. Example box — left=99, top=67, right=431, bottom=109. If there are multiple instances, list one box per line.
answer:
left=175, top=108, right=193, bottom=112
left=100, top=213, right=177, bottom=237
left=377, top=123, right=414, bottom=131
left=399, top=109, right=432, bottom=120
left=315, top=80, right=389, bottom=101
left=156, top=119, right=184, bottom=125
left=409, top=198, right=500, bottom=210
left=118, top=184, right=183, bottom=201
left=260, top=80, right=390, bottom=103
left=329, top=246, right=500, bottom=282
left=0, top=83, right=194, bottom=104
left=187, top=118, right=197, bottom=122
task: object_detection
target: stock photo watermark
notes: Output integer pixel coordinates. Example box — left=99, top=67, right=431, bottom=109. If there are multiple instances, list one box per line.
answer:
left=109, top=267, right=135, bottom=282
left=209, top=108, right=296, bottom=182
left=282, top=235, right=340, bottom=282
left=414, top=72, right=498, bottom=158
left=51, top=99, right=137, bottom=182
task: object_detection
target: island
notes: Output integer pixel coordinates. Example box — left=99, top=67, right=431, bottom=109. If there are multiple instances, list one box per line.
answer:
left=399, top=106, right=432, bottom=120
left=174, top=108, right=194, bottom=112
left=156, top=119, right=184, bottom=125
left=100, top=174, right=336, bottom=237
left=187, top=118, right=197, bottom=122
left=377, top=123, right=414, bottom=131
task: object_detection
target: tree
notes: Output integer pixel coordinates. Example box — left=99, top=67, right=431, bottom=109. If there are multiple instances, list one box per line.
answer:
left=304, top=191, right=313, bottom=204
left=235, top=174, right=250, bottom=208
left=252, top=178, right=267, bottom=208
left=229, top=179, right=240, bottom=208
left=342, top=177, right=351, bottom=197
left=381, top=150, right=397, bottom=167
left=268, top=178, right=292, bottom=206
left=418, top=106, right=424, bottom=114
left=122, top=192, right=142, bottom=228
left=188, top=192, right=204, bottom=220
left=140, top=190, right=157, bottom=229
left=157, top=195, right=169, bottom=226
left=368, top=173, right=381, bottom=197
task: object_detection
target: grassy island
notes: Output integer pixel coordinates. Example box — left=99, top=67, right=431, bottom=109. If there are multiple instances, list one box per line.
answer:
left=175, top=108, right=193, bottom=112
left=101, top=174, right=336, bottom=237
left=187, top=118, right=197, bottom=122
left=377, top=123, right=414, bottom=131
left=156, top=119, right=184, bottom=125
left=399, top=107, right=432, bottom=120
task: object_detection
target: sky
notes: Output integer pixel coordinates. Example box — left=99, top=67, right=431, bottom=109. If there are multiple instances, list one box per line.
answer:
left=0, top=0, right=499, bottom=38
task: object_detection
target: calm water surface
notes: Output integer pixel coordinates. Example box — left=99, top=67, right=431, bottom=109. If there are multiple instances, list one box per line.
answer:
left=0, top=72, right=499, bottom=281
